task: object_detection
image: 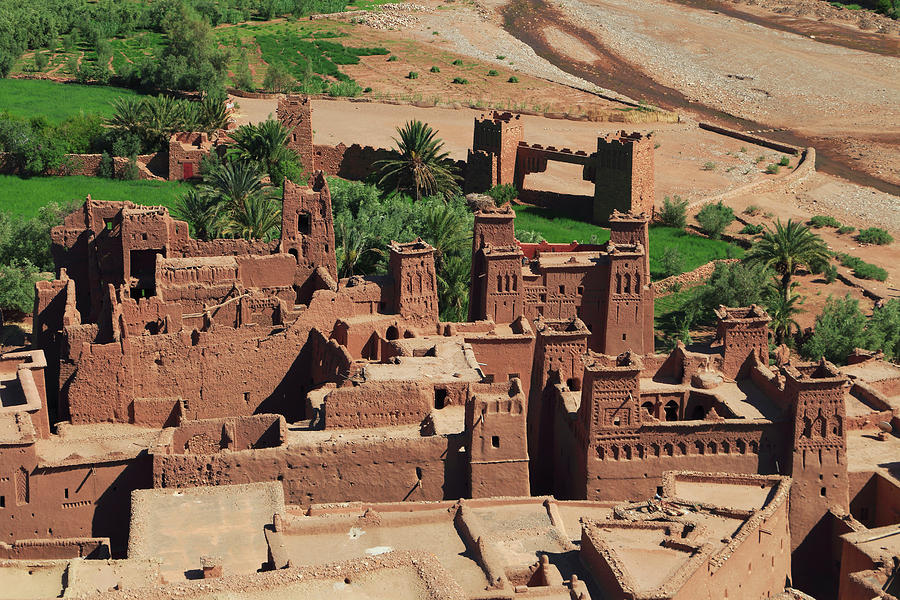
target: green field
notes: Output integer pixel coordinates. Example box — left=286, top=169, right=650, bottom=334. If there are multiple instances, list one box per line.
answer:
left=0, top=175, right=189, bottom=219
left=0, top=79, right=144, bottom=123
left=512, top=205, right=610, bottom=244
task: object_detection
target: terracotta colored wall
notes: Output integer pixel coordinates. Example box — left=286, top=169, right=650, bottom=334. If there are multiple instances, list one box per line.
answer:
left=0, top=537, right=109, bottom=560
left=312, top=143, right=393, bottom=180
left=323, top=382, right=431, bottom=429
left=152, top=433, right=467, bottom=505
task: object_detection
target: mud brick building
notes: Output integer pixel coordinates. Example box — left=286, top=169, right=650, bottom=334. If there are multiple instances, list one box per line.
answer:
left=1, top=127, right=899, bottom=597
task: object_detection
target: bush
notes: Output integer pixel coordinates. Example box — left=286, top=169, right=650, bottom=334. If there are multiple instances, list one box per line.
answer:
left=740, top=223, right=764, bottom=235
left=695, top=201, right=735, bottom=239
left=407, top=71, right=419, bottom=79
left=660, top=247, right=684, bottom=278
left=233, top=50, right=255, bottom=91
left=852, top=262, right=888, bottom=282
left=451, top=59, right=463, bottom=66
left=486, top=184, right=517, bottom=206
left=837, top=225, right=856, bottom=235
left=701, top=161, right=716, bottom=171
left=778, top=155, right=790, bottom=166
left=866, top=299, right=900, bottom=361
left=857, top=227, right=893, bottom=245
left=487, top=69, right=498, bottom=76
left=0, top=260, right=42, bottom=319
left=802, top=295, right=868, bottom=364
left=765, top=163, right=780, bottom=174
left=508, top=76, right=519, bottom=83
left=822, top=263, right=838, bottom=284
left=387, top=55, right=399, bottom=61
left=809, top=215, right=842, bottom=228
left=0, top=115, right=68, bottom=176
left=327, top=80, right=362, bottom=97
left=659, top=195, right=688, bottom=229
left=698, top=261, right=772, bottom=319
left=98, top=152, right=115, bottom=179
left=263, top=62, right=295, bottom=93
left=452, top=77, right=468, bottom=84
left=516, top=230, right=545, bottom=243
left=743, top=205, right=760, bottom=216
left=118, top=155, right=140, bottom=181
left=62, top=33, right=77, bottom=52
left=34, top=52, right=49, bottom=71
left=363, top=87, right=372, bottom=93
left=496, top=55, right=506, bottom=60
left=430, top=66, right=440, bottom=73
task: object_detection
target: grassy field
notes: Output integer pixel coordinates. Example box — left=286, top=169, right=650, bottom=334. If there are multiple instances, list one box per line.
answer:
left=0, top=79, right=143, bottom=123
left=0, top=175, right=189, bottom=219
left=512, top=205, right=610, bottom=244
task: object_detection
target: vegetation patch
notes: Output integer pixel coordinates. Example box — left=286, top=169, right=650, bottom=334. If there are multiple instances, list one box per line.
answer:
left=857, top=227, right=894, bottom=245
left=0, top=79, right=144, bottom=122
left=836, top=252, right=889, bottom=282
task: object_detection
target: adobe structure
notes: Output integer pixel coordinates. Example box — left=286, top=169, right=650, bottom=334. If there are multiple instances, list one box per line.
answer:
left=464, top=111, right=655, bottom=224
left=2, top=150, right=900, bottom=599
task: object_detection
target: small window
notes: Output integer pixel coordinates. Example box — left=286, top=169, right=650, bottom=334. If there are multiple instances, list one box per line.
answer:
left=298, top=212, right=311, bottom=234
left=559, top=285, right=565, bottom=294
left=577, top=286, right=584, bottom=295
left=0, top=496, right=4, bottom=508
left=434, top=388, right=448, bottom=409
left=64, top=489, right=69, bottom=499
left=243, top=392, right=251, bottom=404
left=491, top=436, right=500, bottom=448
left=508, top=373, right=520, bottom=381
left=820, top=487, right=827, bottom=497
left=622, top=333, right=627, bottom=341
left=613, top=417, right=621, bottom=426
left=105, top=219, right=114, bottom=231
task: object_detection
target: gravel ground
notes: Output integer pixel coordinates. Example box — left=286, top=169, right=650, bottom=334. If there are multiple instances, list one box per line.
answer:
left=795, top=175, right=900, bottom=232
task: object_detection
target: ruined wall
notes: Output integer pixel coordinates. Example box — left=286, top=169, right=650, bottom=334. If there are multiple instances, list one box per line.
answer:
left=152, top=433, right=467, bottom=505
left=0, top=537, right=109, bottom=560
left=323, top=381, right=432, bottom=429
left=312, top=143, right=393, bottom=180
left=277, top=95, right=314, bottom=175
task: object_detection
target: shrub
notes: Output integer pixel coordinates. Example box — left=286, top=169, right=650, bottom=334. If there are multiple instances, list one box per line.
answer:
left=451, top=59, right=463, bottom=66
left=487, top=69, right=498, bottom=76
left=866, top=299, right=900, bottom=361
left=695, top=201, right=735, bottom=239
left=98, top=152, right=115, bottom=179
left=516, top=229, right=545, bottom=243
left=778, top=155, right=790, bottom=166
left=62, top=33, right=77, bottom=52
left=765, top=163, right=780, bottom=174
left=701, top=161, right=716, bottom=171
left=754, top=155, right=765, bottom=164
left=809, top=215, right=841, bottom=228
left=837, top=225, right=856, bottom=235
left=452, top=77, right=468, bottom=84
left=118, top=155, right=140, bottom=181
left=387, top=55, right=399, bottom=61
left=802, top=295, right=868, bottom=364
left=407, top=71, right=419, bottom=79
left=233, top=50, right=255, bottom=91
left=743, top=205, right=761, bottom=216
left=857, top=227, right=894, bottom=245
left=496, top=55, right=506, bottom=60
left=507, top=76, right=519, bottom=83
left=34, top=52, right=49, bottom=71
left=699, top=261, right=772, bottom=318
left=430, top=66, right=440, bottom=73
left=486, top=184, right=517, bottom=206
left=0, top=260, right=42, bottom=319
left=822, top=263, right=838, bottom=284
left=659, top=195, right=688, bottom=229
left=740, top=223, right=764, bottom=235
left=363, top=87, right=372, bottom=93
left=660, top=247, right=684, bottom=278
left=740, top=146, right=748, bottom=153
left=852, top=262, right=888, bottom=282
left=263, top=62, right=295, bottom=93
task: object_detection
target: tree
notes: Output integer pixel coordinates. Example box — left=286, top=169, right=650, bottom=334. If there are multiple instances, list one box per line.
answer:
left=374, top=120, right=461, bottom=202
left=746, top=219, right=830, bottom=300
left=419, top=202, right=470, bottom=268
left=659, top=195, right=688, bottom=229
left=202, top=159, right=265, bottom=211
left=865, top=299, right=900, bottom=361
left=765, top=286, right=803, bottom=346
left=336, top=221, right=383, bottom=279
left=437, top=254, right=470, bottom=322
left=698, top=261, right=772, bottom=319
left=802, top=295, right=868, bottom=364
left=695, top=201, right=734, bottom=239
left=229, top=118, right=302, bottom=186
left=0, top=261, right=41, bottom=323
left=262, top=62, right=295, bottom=94
left=224, top=194, right=281, bottom=241
left=174, top=187, right=223, bottom=241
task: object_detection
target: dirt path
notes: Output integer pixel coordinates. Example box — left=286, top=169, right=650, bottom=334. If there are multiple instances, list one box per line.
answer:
left=491, top=0, right=900, bottom=195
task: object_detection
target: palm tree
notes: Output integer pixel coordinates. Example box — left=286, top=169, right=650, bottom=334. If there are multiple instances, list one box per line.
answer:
left=142, top=95, right=187, bottom=149
left=766, top=286, right=804, bottom=346
left=196, top=94, right=231, bottom=133
left=108, top=96, right=146, bottom=137
left=202, top=159, right=266, bottom=212
left=336, top=221, right=384, bottom=279
left=437, top=254, right=470, bottom=322
left=224, top=194, right=281, bottom=241
left=419, top=203, right=470, bottom=268
left=746, top=219, right=830, bottom=299
left=374, top=120, right=461, bottom=201
left=229, top=118, right=302, bottom=185
left=174, top=188, right=223, bottom=241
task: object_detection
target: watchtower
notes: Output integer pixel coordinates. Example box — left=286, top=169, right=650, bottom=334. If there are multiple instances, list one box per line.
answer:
left=601, top=243, right=652, bottom=355
left=590, top=132, right=654, bottom=224
left=276, top=95, right=314, bottom=175
left=280, top=172, right=337, bottom=283
left=469, top=204, right=524, bottom=323
left=464, top=112, right=524, bottom=192
left=465, top=379, right=530, bottom=498
left=388, top=239, right=439, bottom=323
left=714, top=305, right=771, bottom=379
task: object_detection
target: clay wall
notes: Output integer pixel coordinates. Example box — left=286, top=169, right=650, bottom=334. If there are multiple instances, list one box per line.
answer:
left=0, top=152, right=164, bottom=180
left=277, top=95, right=314, bottom=175
left=323, top=381, right=432, bottom=429
left=389, top=240, right=439, bottom=324
left=152, top=432, right=467, bottom=505
left=168, top=132, right=210, bottom=181
left=517, top=189, right=594, bottom=223
left=850, top=472, right=900, bottom=529
left=462, top=328, right=535, bottom=399
left=0, top=537, right=109, bottom=560
left=580, top=420, right=784, bottom=501
left=846, top=381, right=894, bottom=431
left=0, top=448, right=151, bottom=556
left=312, top=143, right=393, bottom=180
left=168, top=414, right=285, bottom=454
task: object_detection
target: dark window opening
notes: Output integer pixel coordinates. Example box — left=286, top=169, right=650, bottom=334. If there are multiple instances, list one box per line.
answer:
left=613, top=417, right=621, bottom=426
left=664, top=400, right=679, bottom=422
left=386, top=326, right=399, bottom=340
left=191, top=330, right=200, bottom=346
left=577, top=286, right=584, bottom=295
left=508, top=373, right=520, bottom=381
left=0, top=496, right=4, bottom=508
left=821, top=487, right=827, bottom=497
left=642, top=401, right=654, bottom=417
left=491, top=436, right=500, bottom=448
left=434, top=388, right=448, bottom=409
left=64, top=489, right=69, bottom=499
left=539, top=293, right=547, bottom=303
left=559, top=285, right=565, bottom=294
left=130, top=249, right=159, bottom=300
left=104, top=218, right=114, bottom=231
left=483, top=374, right=495, bottom=384
left=622, top=333, right=627, bottom=341
left=244, top=392, right=251, bottom=404
left=145, top=321, right=159, bottom=335
left=288, top=248, right=299, bottom=262
left=298, top=212, right=311, bottom=234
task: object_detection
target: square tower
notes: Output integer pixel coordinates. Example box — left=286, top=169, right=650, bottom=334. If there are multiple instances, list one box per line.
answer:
left=469, top=204, right=524, bottom=322
left=388, top=239, right=439, bottom=324
left=714, top=305, right=771, bottom=379
left=276, top=95, right=314, bottom=175
left=591, top=132, right=654, bottom=224
left=464, top=112, right=524, bottom=192
left=280, top=172, right=337, bottom=285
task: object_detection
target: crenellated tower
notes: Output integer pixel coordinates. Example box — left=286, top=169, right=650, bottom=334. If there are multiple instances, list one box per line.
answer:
left=468, top=203, right=525, bottom=323
left=276, top=94, right=314, bottom=175
left=388, top=239, right=439, bottom=324
left=464, top=112, right=524, bottom=192
left=280, top=172, right=337, bottom=288
left=590, top=132, right=654, bottom=224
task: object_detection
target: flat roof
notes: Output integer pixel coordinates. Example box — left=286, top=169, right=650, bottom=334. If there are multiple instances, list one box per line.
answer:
left=35, top=423, right=159, bottom=466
